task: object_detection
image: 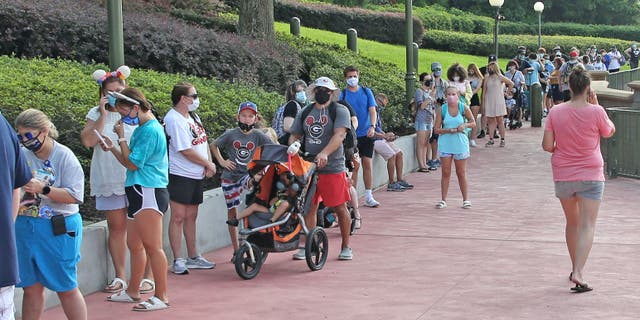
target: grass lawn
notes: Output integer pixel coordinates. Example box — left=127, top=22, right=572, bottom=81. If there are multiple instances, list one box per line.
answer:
left=275, top=21, right=490, bottom=74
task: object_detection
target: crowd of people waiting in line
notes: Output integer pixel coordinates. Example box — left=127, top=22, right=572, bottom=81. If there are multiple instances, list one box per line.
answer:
left=0, top=43, right=620, bottom=318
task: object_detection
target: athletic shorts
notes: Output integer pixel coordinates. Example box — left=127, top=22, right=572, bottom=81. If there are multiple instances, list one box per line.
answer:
left=0, top=286, right=14, bottom=320
left=312, top=172, right=351, bottom=208
left=222, top=175, right=251, bottom=209
left=15, top=214, right=82, bottom=292
left=414, top=121, right=433, bottom=132
left=470, top=94, right=480, bottom=106
left=554, top=181, right=604, bottom=201
left=168, top=174, right=204, bottom=205
left=438, top=151, right=470, bottom=161
left=374, top=140, right=401, bottom=161
left=357, top=136, right=375, bottom=158
left=95, top=194, right=127, bottom=211
left=125, top=185, right=169, bottom=219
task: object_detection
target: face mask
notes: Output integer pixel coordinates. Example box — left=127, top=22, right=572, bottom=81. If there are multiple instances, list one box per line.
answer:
left=295, top=91, right=307, bottom=103
left=508, top=66, right=515, bottom=71
left=488, top=69, right=495, bottom=75
left=238, top=121, right=255, bottom=132
left=121, top=107, right=139, bottom=126
left=107, top=95, right=117, bottom=107
left=433, top=71, right=442, bottom=77
left=21, top=132, right=45, bottom=152
left=424, top=80, right=432, bottom=87
left=187, top=97, right=200, bottom=112
left=446, top=95, right=457, bottom=106
left=453, top=76, right=460, bottom=82
left=315, top=90, right=331, bottom=104
left=346, top=77, right=359, bottom=87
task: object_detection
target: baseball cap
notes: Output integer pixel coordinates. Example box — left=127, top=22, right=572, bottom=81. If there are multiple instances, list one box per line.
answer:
left=569, top=51, right=579, bottom=58
left=488, top=54, right=497, bottom=63
left=312, top=76, right=338, bottom=91
left=238, top=101, right=258, bottom=114
left=431, top=62, right=442, bottom=71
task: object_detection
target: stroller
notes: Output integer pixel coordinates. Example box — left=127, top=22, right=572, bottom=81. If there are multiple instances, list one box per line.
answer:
left=233, top=144, right=327, bottom=280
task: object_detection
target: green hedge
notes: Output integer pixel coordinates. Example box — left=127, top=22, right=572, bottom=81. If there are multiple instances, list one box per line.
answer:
left=274, top=0, right=425, bottom=45
left=423, top=30, right=632, bottom=60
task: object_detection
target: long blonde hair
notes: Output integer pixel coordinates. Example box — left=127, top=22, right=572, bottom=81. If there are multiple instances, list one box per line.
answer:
left=15, top=109, right=59, bottom=139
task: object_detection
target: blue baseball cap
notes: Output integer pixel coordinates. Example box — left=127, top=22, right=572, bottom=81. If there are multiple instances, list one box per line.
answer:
left=238, top=101, right=258, bottom=114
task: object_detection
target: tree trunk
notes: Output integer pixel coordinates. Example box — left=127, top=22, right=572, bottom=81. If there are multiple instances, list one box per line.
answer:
left=238, top=0, right=274, bottom=40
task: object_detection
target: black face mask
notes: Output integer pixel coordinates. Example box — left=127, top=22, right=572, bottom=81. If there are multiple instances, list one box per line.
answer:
left=424, top=80, right=432, bottom=87
left=315, top=90, right=331, bottom=104
left=238, top=121, right=254, bottom=132
left=21, top=132, right=45, bottom=152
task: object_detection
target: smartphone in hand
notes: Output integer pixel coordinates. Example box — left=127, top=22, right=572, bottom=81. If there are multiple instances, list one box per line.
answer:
left=93, top=129, right=107, bottom=146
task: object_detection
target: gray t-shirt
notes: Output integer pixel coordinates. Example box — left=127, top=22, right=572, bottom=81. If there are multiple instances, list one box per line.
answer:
left=291, top=103, right=350, bottom=174
left=21, top=141, right=84, bottom=216
left=215, top=128, right=272, bottom=181
left=414, top=88, right=434, bottom=124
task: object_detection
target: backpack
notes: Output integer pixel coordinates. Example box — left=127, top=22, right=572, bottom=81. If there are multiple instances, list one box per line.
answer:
left=298, top=101, right=357, bottom=157
left=271, top=100, right=300, bottom=139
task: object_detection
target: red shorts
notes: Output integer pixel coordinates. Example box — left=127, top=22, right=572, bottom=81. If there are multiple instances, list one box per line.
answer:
left=312, top=172, right=351, bottom=207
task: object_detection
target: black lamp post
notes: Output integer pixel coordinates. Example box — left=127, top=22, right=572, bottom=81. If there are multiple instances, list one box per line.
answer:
left=489, top=0, right=504, bottom=59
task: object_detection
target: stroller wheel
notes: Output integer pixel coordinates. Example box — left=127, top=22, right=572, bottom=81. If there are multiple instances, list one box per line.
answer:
left=234, top=243, right=263, bottom=280
left=305, top=227, right=328, bottom=271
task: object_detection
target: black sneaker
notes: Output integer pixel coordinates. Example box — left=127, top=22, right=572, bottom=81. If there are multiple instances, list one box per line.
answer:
left=476, top=130, right=486, bottom=139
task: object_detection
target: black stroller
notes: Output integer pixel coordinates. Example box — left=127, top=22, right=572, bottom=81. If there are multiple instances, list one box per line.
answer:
left=234, top=144, right=328, bottom=280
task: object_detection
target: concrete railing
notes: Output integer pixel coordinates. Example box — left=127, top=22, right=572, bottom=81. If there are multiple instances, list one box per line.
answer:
left=14, top=134, right=420, bottom=316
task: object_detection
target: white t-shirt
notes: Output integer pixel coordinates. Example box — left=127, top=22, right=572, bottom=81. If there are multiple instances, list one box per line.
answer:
left=164, top=108, right=209, bottom=180
left=86, top=107, right=136, bottom=197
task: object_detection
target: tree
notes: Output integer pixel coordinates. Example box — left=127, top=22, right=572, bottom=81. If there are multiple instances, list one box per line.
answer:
left=238, top=0, right=274, bottom=40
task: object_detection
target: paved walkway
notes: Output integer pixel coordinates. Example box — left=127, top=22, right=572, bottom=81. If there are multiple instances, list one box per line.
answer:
left=44, top=123, right=640, bottom=320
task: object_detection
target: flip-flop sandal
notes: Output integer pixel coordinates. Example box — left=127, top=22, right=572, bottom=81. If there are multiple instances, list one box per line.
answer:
left=103, top=277, right=127, bottom=293
left=132, top=296, right=170, bottom=312
left=571, top=283, right=593, bottom=293
left=139, top=278, right=155, bottom=294
left=107, top=290, right=140, bottom=303
left=417, top=167, right=430, bottom=172
left=435, top=200, right=447, bottom=209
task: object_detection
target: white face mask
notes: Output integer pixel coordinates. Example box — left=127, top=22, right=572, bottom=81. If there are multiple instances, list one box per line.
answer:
left=188, top=97, right=200, bottom=111
left=453, top=76, right=460, bottom=82
left=346, top=77, right=359, bottom=88
left=509, top=66, right=515, bottom=71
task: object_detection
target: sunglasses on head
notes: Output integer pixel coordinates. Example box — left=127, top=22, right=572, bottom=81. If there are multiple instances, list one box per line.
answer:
left=17, top=131, right=40, bottom=141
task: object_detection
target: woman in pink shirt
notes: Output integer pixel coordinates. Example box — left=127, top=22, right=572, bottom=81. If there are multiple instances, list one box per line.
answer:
left=542, top=64, right=615, bottom=293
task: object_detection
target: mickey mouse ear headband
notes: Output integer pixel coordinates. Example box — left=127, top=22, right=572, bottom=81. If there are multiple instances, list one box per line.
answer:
left=92, top=65, right=131, bottom=86
left=108, top=91, right=140, bottom=105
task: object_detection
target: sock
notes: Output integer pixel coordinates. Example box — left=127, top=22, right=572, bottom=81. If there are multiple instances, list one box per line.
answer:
left=365, top=189, right=372, bottom=199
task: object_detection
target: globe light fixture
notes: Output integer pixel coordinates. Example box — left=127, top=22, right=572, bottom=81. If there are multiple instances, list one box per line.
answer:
left=489, top=0, right=505, bottom=58
left=534, top=2, right=545, bottom=48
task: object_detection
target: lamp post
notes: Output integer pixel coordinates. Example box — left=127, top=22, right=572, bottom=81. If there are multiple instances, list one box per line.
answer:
left=489, top=0, right=504, bottom=59
left=405, top=0, right=416, bottom=106
left=534, top=2, right=544, bottom=49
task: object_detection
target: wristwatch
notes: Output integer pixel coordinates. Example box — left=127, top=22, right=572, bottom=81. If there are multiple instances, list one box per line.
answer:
left=42, top=186, right=51, bottom=195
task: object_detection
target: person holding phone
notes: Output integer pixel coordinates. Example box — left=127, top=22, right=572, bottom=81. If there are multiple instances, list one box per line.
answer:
left=14, top=109, right=87, bottom=320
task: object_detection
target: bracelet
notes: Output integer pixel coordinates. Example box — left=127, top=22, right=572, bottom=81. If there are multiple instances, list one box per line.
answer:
left=118, top=138, right=127, bottom=143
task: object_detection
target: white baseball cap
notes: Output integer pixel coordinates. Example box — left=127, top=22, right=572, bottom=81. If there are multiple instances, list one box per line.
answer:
left=312, top=76, right=338, bottom=91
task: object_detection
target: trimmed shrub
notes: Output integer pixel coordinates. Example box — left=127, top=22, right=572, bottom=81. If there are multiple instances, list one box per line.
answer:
left=0, top=0, right=302, bottom=93
left=422, top=30, right=632, bottom=60
left=274, top=0, right=425, bottom=46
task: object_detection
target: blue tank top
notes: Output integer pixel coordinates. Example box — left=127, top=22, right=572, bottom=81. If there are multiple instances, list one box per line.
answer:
left=437, top=102, right=470, bottom=155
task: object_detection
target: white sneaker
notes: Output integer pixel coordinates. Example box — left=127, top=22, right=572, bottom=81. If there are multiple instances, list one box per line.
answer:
left=469, top=139, right=477, bottom=148
left=338, top=247, right=353, bottom=260
left=292, top=249, right=306, bottom=260
left=364, top=197, right=380, bottom=208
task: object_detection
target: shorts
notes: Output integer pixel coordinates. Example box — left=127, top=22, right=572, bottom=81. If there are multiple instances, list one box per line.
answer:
left=312, top=172, right=351, bottom=208
left=0, top=286, right=14, bottom=320
left=168, top=174, right=204, bottom=205
left=551, top=84, right=563, bottom=101
left=95, top=193, right=127, bottom=211
left=563, top=90, right=571, bottom=102
left=15, top=214, right=82, bottom=292
left=429, top=131, right=439, bottom=143
left=470, top=94, right=480, bottom=106
left=554, top=181, right=604, bottom=201
left=414, top=121, right=433, bottom=132
left=438, top=151, right=470, bottom=160
left=374, top=139, right=401, bottom=161
left=357, top=136, right=375, bottom=158
left=222, top=175, right=251, bottom=209
left=125, top=185, right=169, bottom=219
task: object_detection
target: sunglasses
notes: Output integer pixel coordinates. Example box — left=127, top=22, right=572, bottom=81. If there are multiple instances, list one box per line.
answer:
left=186, top=93, right=198, bottom=99
left=432, top=68, right=442, bottom=72
left=17, top=131, right=40, bottom=141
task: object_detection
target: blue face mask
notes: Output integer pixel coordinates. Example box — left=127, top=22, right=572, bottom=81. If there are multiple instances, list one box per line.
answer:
left=295, top=91, right=307, bottom=103
left=121, top=108, right=139, bottom=126
left=107, top=95, right=117, bottom=107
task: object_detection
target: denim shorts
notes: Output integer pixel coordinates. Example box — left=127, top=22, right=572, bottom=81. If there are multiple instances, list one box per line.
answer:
left=15, top=214, right=82, bottom=292
left=414, top=121, right=433, bottom=132
left=438, top=151, right=470, bottom=160
left=554, top=181, right=605, bottom=200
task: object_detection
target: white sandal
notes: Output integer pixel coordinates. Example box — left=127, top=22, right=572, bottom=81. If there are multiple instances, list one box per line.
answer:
left=132, top=296, right=170, bottom=312
left=462, top=200, right=472, bottom=209
left=139, top=278, right=155, bottom=294
left=103, top=277, right=127, bottom=293
left=435, top=200, right=447, bottom=209
left=107, top=290, right=140, bottom=303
